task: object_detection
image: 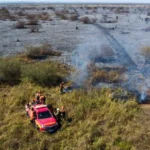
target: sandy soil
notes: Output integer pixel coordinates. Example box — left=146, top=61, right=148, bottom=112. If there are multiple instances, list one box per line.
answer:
left=0, top=4, right=149, bottom=59
left=1, top=4, right=150, bottom=97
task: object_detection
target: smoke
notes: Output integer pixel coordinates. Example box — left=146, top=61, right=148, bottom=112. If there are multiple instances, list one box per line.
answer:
left=70, top=42, right=95, bottom=86
left=69, top=26, right=150, bottom=102
left=139, top=78, right=150, bottom=102
left=70, top=36, right=109, bottom=86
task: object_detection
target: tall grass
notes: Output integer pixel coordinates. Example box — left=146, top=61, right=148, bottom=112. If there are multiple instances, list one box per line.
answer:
left=23, top=61, right=68, bottom=87
left=0, top=57, right=68, bottom=87
left=0, top=58, right=21, bottom=84
left=0, top=84, right=148, bottom=150
left=0, top=57, right=150, bottom=150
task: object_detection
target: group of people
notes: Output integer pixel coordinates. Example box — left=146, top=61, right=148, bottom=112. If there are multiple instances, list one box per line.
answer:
left=33, top=90, right=46, bottom=104
left=25, top=90, right=66, bottom=124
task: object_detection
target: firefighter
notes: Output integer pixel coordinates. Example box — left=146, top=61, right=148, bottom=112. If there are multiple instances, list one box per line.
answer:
left=60, top=106, right=66, bottom=121
left=40, top=95, right=46, bottom=104
left=35, top=90, right=41, bottom=104
left=32, top=97, right=36, bottom=105
left=30, top=107, right=36, bottom=124
left=54, top=108, right=61, bottom=122
left=60, top=82, right=64, bottom=94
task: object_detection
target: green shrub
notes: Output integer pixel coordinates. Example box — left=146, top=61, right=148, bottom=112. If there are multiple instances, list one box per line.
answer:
left=0, top=59, right=21, bottom=84
left=0, top=83, right=148, bottom=150
left=23, top=62, right=67, bottom=87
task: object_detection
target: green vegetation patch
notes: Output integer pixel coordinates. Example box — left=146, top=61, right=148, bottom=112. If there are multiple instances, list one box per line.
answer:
left=22, top=61, right=68, bottom=87
left=0, top=57, right=68, bottom=87
left=0, top=84, right=147, bottom=150
left=0, top=58, right=21, bottom=84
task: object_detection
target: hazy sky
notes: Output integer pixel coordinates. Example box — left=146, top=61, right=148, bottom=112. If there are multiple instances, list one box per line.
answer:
left=1, top=0, right=150, bottom=3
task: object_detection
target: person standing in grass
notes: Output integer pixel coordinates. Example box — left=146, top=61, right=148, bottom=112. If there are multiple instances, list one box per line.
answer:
left=60, top=82, right=64, bottom=94
left=60, top=106, right=66, bottom=120
left=30, top=107, right=36, bottom=124
left=35, top=90, right=41, bottom=104
left=40, top=95, right=46, bottom=104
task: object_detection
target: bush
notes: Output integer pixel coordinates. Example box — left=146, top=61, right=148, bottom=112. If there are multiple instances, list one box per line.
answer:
left=26, top=19, right=38, bottom=25
left=88, top=69, right=121, bottom=85
left=15, top=21, right=25, bottom=29
left=24, top=44, right=62, bottom=59
left=141, top=46, right=150, bottom=58
left=55, top=10, right=69, bottom=20
left=0, top=59, right=21, bottom=84
left=23, top=62, right=66, bottom=87
left=26, top=13, right=51, bottom=21
left=141, top=46, right=150, bottom=64
left=0, top=7, right=12, bottom=20
left=16, top=11, right=25, bottom=16
left=40, top=14, right=50, bottom=21
left=26, top=14, right=37, bottom=20
left=79, top=16, right=91, bottom=24
left=9, top=15, right=18, bottom=21
left=70, top=14, right=78, bottom=21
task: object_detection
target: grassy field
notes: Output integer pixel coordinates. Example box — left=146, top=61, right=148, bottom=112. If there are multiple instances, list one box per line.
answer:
left=0, top=57, right=150, bottom=150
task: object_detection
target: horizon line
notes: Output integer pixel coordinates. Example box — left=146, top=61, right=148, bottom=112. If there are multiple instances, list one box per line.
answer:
left=0, top=1, right=150, bottom=4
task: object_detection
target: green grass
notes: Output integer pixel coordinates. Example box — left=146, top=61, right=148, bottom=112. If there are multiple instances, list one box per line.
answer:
left=0, top=57, right=68, bottom=86
left=22, top=61, right=68, bottom=87
left=0, top=83, right=149, bottom=150
left=0, top=57, right=150, bottom=150
left=0, top=58, right=21, bottom=84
